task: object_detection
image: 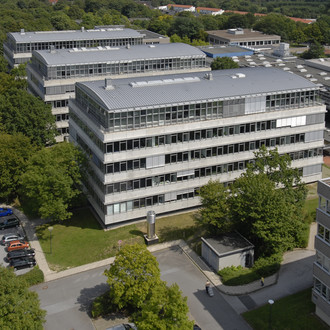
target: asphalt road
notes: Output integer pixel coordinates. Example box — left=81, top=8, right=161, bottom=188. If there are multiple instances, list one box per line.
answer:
left=32, top=246, right=250, bottom=330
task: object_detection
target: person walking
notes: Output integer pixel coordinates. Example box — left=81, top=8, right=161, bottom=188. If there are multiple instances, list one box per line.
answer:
left=261, top=277, right=265, bottom=287
left=205, top=280, right=211, bottom=293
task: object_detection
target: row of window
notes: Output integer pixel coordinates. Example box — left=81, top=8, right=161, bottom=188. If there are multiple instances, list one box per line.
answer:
left=56, top=114, right=69, bottom=122
left=314, top=278, right=330, bottom=303
left=41, top=57, right=206, bottom=80
left=106, top=189, right=198, bottom=216
left=75, top=86, right=320, bottom=132
left=100, top=134, right=306, bottom=174
left=8, top=37, right=143, bottom=53
left=317, top=223, right=330, bottom=244
left=100, top=160, right=251, bottom=195
left=98, top=148, right=321, bottom=195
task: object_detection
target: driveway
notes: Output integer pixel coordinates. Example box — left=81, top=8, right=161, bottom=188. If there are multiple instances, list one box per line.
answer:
left=33, top=246, right=250, bottom=330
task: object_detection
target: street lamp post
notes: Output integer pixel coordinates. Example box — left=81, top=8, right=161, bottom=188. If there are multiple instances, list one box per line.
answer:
left=48, top=226, right=53, bottom=254
left=268, top=299, right=274, bottom=330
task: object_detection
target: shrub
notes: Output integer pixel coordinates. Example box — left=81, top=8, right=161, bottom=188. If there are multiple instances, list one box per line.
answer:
left=219, top=266, right=259, bottom=286
left=254, top=254, right=282, bottom=277
left=18, top=266, right=44, bottom=286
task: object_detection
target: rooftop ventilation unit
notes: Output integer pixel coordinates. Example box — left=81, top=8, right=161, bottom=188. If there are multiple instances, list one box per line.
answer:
left=126, top=44, right=131, bottom=49
left=204, top=73, right=213, bottom=80
left=236, top=73, right=246, bottom=78
left=104, top=79, right=114, bottom=90
left=81, top=27, right=85, bottom=32
left=20, top=29, right=25, bottom=35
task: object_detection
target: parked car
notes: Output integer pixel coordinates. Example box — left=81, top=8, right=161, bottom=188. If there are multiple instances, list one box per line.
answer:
left=0, top=207, right=13, bottom=217
left=7, top=240, right=29, bottom=252
left=7, top=249, right=35, bottom=261
left=0, top=215, right=20, bottom=230
left=9, top=257, right=36, bottom=270
left=106, top=324, right=137, bottom=330
left=1, top=233, right=24, bottom=246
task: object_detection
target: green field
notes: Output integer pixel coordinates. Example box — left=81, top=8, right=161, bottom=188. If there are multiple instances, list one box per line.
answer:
left=36, top=208, right=200, bottom=270
left=243, top=288, right=329, bottom=330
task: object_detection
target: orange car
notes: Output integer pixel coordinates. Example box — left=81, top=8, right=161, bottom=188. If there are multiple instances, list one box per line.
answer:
left=7, top=240, right=29, bottom=252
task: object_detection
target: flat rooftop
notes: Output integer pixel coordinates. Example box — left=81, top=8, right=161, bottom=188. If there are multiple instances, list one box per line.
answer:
left=206, top=29, right=280, bottom=41
left=33, top=43, right=206, bottom=66
left=201, top=45, right=251, bottom=55
left=203, top=233, right=254, bottom=256
left=77, top=67, right=319, bottom=111
left=8, top=28, right=143, bottom=43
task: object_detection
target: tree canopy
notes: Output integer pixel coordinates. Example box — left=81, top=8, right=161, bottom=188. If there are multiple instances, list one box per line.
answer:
left=104, top=244, right=161, bottom=309
left=211, top=57, right=239, bottom=70
left=198, top=146, right=307, bottom=257
left=103, top=244, right=193, bottom=328
left=0, top=133, right=36, bottom=202
left=19, top=142, right=88, bottom=221
left=0, top=266, right=46, bottom=330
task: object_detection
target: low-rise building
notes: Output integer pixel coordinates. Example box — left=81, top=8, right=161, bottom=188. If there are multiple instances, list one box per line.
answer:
left=27, top=43, right=208, bottom=141
left=313, top=178, right=330, bottom=326
left=196, top=7, right=224, bottom=15
left=68, top=67, right=325, bottom=226
left=206, top=29, right=281, bottom=47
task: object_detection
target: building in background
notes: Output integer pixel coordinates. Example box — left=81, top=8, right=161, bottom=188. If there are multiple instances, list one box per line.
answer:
left=4, top=27, right=168, bottom=68
left=69, top=67, right=324, bottom=226
left=27, top=43, right=208, bottom=141
left=313, top=178, right=330, bottom=326
left=206, top=29, right=281, bottom=48
left=196, top=7, right=224, bottom=15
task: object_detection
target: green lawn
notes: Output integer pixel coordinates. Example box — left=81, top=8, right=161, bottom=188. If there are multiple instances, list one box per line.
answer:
left=243, top=288, right=329, bottom=330
left=36, top=208, right=200, bottom=271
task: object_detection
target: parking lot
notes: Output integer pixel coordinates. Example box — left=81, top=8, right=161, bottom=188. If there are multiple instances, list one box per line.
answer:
left=0, top=219, right=34, bottom=275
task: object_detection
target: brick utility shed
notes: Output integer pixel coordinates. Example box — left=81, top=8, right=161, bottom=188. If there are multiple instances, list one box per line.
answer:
left=201, top=232, right=254, bottom=271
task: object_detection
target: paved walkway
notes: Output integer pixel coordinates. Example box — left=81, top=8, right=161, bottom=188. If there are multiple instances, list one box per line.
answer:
left=17, top=207, right=316, bottom=298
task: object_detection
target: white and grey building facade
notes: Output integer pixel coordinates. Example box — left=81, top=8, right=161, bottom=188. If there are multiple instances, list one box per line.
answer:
left=68, top=67, right=325, bottom=226
left=26, top=43, right=208, bottom=140
left=313, top=178, right=330, bottom=326
left=3, top=27, right=145, bottom=68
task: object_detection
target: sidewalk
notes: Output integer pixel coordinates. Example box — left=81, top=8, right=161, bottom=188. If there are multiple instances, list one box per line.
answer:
left=19, top=208, right=316, bottom=296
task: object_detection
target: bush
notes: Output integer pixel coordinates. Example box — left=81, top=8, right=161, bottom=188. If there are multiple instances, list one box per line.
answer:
left=254, top=254, right=282, bottom=277
left=218, top=254, right=282, bottom=286
left=18, top=266, right=44, bottom=286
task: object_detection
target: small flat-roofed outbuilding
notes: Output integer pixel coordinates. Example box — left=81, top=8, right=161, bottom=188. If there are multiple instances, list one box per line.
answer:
left=201, top=232, right=254, bottom=271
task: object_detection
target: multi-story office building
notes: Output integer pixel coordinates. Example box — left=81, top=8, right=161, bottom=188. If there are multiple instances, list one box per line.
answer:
left=313, top=178, right=330, bottom=326
left=27, top=43, right=208, bottom=140
left=3, top=27, right=146, bottom=68
left=68, top=67, right=325, bottom=226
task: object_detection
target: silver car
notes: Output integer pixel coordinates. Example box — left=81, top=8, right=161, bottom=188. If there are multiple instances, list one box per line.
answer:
left=1, top=233, right=24, bottom=246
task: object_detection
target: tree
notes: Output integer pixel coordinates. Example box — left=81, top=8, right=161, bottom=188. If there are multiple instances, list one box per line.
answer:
left=0, top=266, right=46, bottom=329
left=104, top=244, right=161, bottom=310
left=0, top=133, right=35, bottom=202
left=134, top=282, right=194, bottom=330
left=301, top=41, right=325, bottom=59
left=211, top=57, right=239, bottom=70
left=170, top=17, right=204, bottom=40
left=229, top=146, right=307, bottom=256
left=0, top=76, right=57, bottom=147
left=19, top=142, right=88, bottom=221
left=197, top=180, right=231, bottom=234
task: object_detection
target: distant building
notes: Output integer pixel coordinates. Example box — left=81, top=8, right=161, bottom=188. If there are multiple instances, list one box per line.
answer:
left=206, top=29, right=281, bottom=47
left=196, top=7, right=224, bottom=16
left=27, top=43, right=208, bottom=141
left=3, top=27, right=168, bottom=68
left=313, top=178, right=330, bottom=326
left=69, top=67, right=324, bottom=226
left=166, top=4, right=195, bottom=12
